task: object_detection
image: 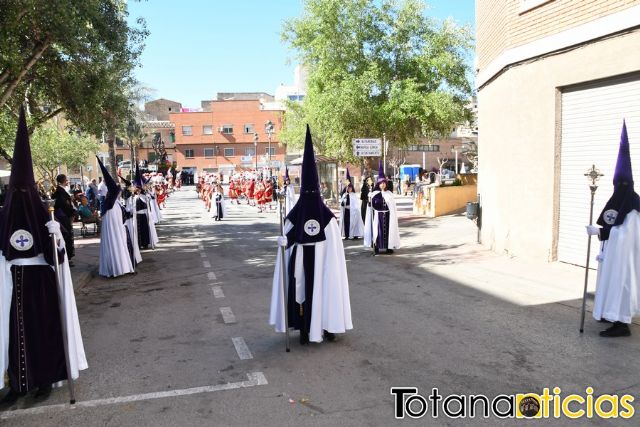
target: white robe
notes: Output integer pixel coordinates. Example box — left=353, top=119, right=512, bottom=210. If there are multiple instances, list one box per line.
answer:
left=285, top=185, right=297, bottom=216
left=125, top=196, right=142, bottom=264
left=1, top=249, right=88, bottom=384
left=340, top=192, right=365, bottom=238
left=149, top=190, right=163, bottom=223
left=593, top=211, right=640, bottom=324
left=364, top=190, right=401, bottom=249
left=269, top=218, right=353, bottom=343
left=99, top=200, right=135, bottom=277
left=211, top=191, right=227, bottom=218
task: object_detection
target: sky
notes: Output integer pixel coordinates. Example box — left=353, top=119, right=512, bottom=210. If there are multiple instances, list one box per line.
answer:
left=126, top=0, right=475, bottom=108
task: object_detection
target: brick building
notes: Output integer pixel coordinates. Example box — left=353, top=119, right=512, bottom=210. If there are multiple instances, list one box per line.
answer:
left=170, top=97, right=284, bottom=178
left=476, top=0, right=640, bottom=264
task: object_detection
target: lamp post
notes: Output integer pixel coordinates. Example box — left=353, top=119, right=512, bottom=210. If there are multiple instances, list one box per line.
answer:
left=253, top=132, right=259, bottom=172
left=265, top=120, right=274, bottom=177
left=452, top=145, right=459, bottom=174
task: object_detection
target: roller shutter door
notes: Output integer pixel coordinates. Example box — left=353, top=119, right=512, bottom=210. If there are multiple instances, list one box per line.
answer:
left=558, top=75, right=640, bottom=266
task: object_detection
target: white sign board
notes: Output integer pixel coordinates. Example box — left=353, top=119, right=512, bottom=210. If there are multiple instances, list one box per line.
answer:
left=352, top=138, right=382, bottom=157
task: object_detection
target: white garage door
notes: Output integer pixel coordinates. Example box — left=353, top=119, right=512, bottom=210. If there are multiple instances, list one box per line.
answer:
left=558, top=74, right=640, bottom=266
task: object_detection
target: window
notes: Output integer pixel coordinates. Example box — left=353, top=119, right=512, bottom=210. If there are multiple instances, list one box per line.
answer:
left=222, top=124, right=233, bottom=134
left=116, top=154, right=124, bottom=163
left=203, top=125, right=213, bottom=135
left=182, top=126, right=193, bottom=136
left=148, top=152, right=157, bottom=163
left=169, top=132, right=175, bottom=143
left=244, top=123, right=254, bottom=134
left=204, top=148, right=214, bottom=158
left=185, top=149, right=195, bottom=158
left=407, top=145, right=440, bottom=152
left=265, top=147, right=276, bottom=156
left=244, top=147, right=255, bottom=156
left=115, top=137, right=124, bottom=147
left=224, top=148, right=235, bottom=157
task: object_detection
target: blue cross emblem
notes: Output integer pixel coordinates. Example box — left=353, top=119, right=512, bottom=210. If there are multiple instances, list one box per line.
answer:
left=10, top=229, right=33, bottom=251
left=304, top=220, right=321, bottom=236
left=603, top=209, right=618, bottom=225
left=15, top=235, right=30, bottom=247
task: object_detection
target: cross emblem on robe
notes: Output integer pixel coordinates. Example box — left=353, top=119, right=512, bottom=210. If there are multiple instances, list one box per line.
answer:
left=605, top=212, right=616, bottom=222
left=307, top=223, right=317, bottom=233
left=15, top=235, right=30, bottom=248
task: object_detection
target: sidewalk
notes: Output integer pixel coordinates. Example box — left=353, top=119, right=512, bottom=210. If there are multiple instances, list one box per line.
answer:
left=394, top=207, right=638, bottom=326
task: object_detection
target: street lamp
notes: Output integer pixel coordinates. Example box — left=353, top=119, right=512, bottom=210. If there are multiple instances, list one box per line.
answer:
left=253, top=132, right=259, bottom=171
left=265, top=120, right=274, bottom=177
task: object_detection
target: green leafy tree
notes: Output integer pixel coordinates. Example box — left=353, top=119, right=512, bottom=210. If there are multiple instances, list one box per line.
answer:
left=29, top=123, right=100, bottom=182
left=279, top=0, right=473, bottom=164
left=0, top=0, right=147, bottom=169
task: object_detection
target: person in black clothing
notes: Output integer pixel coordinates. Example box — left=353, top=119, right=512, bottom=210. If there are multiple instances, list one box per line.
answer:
left=52, top=174, right=75, bottom=264
left=386, top=174, right=394, bottom=193
left=360, top=176, right=373, bottom=222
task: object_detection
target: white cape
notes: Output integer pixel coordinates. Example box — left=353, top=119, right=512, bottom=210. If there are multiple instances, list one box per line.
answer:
left=285, top=185, right=297, bottom=215
left=99, top=201, right=135, bottom=277
left=149, top=191, right=163, bottom=223
left=1, top=249, right=88, bottom=383
left=593, top=211, right=640, bottom=324
left=269, top=218, right=353, bottom=343
left=363, top=190, right=401, bottom=249
left=211, top=191, right=227, bottom=218
left=340, top=192, right=365, bottom=238
left=125, top=196, right=142, bottom=264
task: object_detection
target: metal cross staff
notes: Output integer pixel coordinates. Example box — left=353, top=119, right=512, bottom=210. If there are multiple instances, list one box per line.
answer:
left=580, top=164, right=604, bottom=333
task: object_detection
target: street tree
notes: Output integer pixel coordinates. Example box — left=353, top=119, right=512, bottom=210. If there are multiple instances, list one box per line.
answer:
left=279, top=0, right=473, bottom=165
left=0, top=0, right=147, bottom=168
left=29, top=123, right=100, bottom=182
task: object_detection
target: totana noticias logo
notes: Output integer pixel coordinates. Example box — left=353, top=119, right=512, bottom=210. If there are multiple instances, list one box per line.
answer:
left=390, top=387, right=635, bottom=419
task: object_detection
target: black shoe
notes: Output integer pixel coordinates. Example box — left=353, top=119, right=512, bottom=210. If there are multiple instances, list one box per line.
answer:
left=0, top=389, right=24, bottom=407
left=599, top=322, right=631, bottom=337
left=300, top=330, right=309, bottom=345
left=598, top=318, right=612, bottom=323
left=68, top=261, right=75, bottom=267
left=386, top=249, right=394, bottom=254
left=323, top=330, right=336, bottom=342
left=33, top=384, right=52, bottom=400
left=374, top=247, right=379, bottom=255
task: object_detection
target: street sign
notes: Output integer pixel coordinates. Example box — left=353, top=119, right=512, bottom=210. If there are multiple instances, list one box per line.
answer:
left=352, top=138, right=382, bottom=157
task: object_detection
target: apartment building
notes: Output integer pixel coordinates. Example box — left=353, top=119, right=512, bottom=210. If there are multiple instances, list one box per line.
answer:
left=476, top=0, right=640, bottom=264
left=170, top=97, right=284, bottom=177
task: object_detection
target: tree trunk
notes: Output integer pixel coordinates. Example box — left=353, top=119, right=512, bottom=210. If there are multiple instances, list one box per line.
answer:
left=0, top=38, right=51, bottom=108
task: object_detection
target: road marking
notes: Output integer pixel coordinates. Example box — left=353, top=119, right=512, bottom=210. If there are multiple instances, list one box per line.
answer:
left=203, top=260, right=211, bottom=268
left=200, top=252, right=207, bottom=258
left=198, top=245, right=204, bottom=250
left=212, top=286, right=225, bottom=299
left=0, top=372, right=267, bottom=420
left=207, top=271, right=217, bottom=280
left=220, top=307, right=236, bottom=323
left=232, top=337, right=254, bottom=360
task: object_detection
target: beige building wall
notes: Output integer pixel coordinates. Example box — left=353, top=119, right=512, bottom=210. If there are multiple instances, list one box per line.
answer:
left=477, top=0, right=640, bottom=70
left=478, top=30, right=640, bottom=260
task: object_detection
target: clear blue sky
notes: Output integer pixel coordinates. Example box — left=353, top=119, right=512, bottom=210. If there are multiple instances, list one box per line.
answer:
left=127, top=0, right=475, bottom=108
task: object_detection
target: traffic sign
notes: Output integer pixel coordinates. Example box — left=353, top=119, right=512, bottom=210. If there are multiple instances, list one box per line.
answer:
left=352, top=138, right=382, bottom=157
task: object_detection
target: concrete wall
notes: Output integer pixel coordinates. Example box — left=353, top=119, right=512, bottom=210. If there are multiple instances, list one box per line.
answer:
left=477, top=30, right=640, bottom=261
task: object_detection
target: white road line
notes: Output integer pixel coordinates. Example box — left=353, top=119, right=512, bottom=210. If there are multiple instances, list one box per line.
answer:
left=198, top=245, right=204, bottom=250
left=0, top=372, right=267, bottom=420
left=220, top=307, right=236, bottom=323
left=212, top=286, right=225, bottom=299
left=202, top=260, right=211, bottom=268
left=200, top=252, right=207, bottom=258
left=207, top=271, right=217, bottom=280
left=232, top=337, right=254, bottom=360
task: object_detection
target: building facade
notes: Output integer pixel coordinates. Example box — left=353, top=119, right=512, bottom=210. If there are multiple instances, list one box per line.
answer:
left=476, top=0, right=640, bottom=264
left=170, top=98, right=284, bottom=178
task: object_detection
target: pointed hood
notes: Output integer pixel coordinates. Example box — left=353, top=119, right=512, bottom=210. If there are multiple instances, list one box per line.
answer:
left=345, top=169, right=352, bottom=185
left=133, top=165, right=144, bottom=188
left=0, top=107, right=56, bottom=263
left=613, top=120, right=633, bottom=186
left=96, top=156, right=120, bottom=215
left=285, top=125, right=334, bottom=244
left=374, top=160, right=386, bottom=191
left=596, top=120, right=640, bottom=240
left=284, top=167, right=290, bottom=182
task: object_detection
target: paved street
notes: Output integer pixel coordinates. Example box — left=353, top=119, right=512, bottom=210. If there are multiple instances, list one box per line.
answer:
left=2, top=188, right=639, bottom=426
